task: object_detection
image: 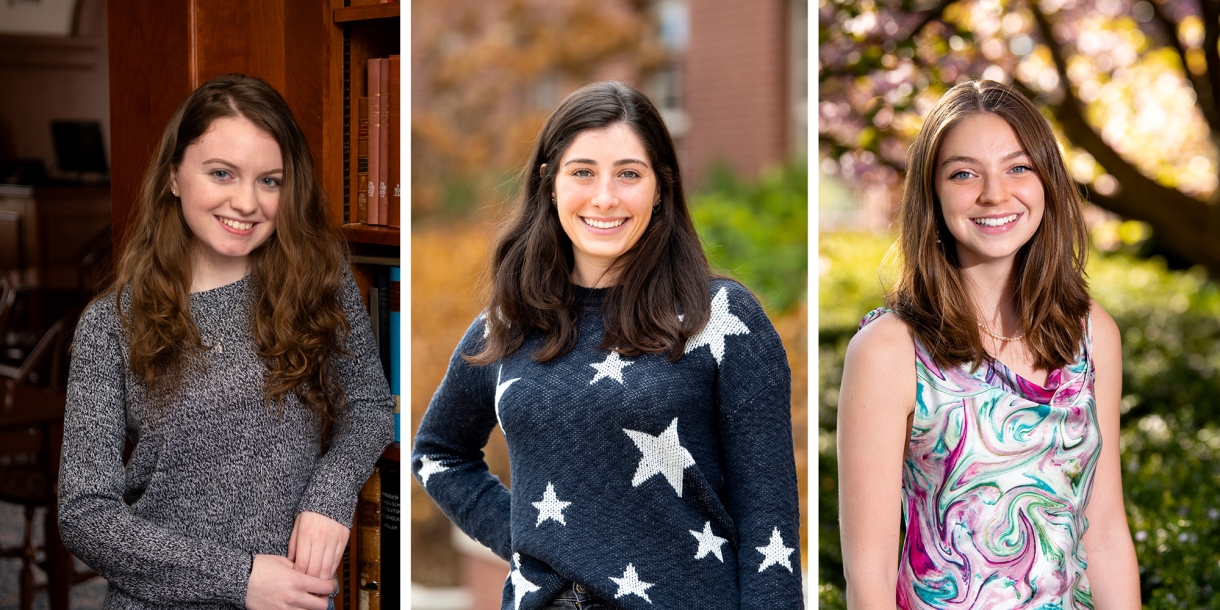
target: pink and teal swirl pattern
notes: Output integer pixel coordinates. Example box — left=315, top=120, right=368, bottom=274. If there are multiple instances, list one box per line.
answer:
left=859, top=308, right=1102, bottom=610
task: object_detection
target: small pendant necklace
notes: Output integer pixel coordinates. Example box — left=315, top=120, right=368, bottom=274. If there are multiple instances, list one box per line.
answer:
left=978, top=321, right=1023, bottom=343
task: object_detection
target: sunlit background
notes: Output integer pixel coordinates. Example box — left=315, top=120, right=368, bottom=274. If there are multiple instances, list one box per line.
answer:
left=820, top=0, right=1220, bottom=606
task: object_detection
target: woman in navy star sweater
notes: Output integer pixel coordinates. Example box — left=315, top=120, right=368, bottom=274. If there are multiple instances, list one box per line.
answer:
left=412, top=81, right=803, bottom=609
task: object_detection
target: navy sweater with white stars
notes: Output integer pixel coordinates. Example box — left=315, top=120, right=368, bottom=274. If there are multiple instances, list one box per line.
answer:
left=412, top=280, right=803, bottom=609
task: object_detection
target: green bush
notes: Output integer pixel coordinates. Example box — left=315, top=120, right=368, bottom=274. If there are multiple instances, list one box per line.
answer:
left=691, top=162, right=808, bottom=314
left=819, top=232, right=1220, bottom=608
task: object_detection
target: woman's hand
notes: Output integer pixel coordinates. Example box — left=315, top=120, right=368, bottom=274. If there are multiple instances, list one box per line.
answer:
left=287, top=510, right=351, bottom=578
left=245, top=554, right=334, bottom=610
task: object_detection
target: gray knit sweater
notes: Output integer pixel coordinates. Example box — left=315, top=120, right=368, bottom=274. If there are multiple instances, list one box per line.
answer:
left=58, top=271, right=394, bottom=608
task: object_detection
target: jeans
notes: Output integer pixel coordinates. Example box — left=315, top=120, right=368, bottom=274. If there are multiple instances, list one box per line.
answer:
left=538, top=581, right=612, bottom=610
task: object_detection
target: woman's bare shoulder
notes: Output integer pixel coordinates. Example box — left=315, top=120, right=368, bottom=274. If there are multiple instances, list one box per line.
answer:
left=847, top=309, right=916, bottom=366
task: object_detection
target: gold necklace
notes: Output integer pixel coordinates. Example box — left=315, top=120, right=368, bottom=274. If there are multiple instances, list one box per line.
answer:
left=977, top=321, right=1023, bottom=343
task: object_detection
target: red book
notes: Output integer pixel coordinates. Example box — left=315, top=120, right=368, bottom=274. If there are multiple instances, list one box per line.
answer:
left=377, top=57, right=390, bottom=226
left=367, top=58, right=382, bottom=225
left=388, top=55, right=400, bottom=228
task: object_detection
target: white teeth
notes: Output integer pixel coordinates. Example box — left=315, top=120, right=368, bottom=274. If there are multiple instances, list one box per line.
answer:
left=583, top=217, right=625, bottom=229
left=219, top=217, right=254, bottom=231
left=973, top=214, right=1018, bottom=227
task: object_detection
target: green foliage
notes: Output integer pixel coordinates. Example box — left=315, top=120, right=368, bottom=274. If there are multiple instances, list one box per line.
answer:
left=819, top=232, right=1220, bottom=608
left=690, top=162, right=808, bottom=314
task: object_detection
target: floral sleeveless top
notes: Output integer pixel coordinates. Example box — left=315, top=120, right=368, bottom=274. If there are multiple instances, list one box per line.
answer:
left=859, top=308, right=1102, bottom=609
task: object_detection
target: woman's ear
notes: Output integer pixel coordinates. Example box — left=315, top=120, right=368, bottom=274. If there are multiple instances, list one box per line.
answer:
left=170, top=169, right=179, bottom=198
left=539, top=163, right=547, bottom=177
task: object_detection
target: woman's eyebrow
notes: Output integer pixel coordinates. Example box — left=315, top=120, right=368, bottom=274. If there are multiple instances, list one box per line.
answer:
left=939, top=150, right=1028, bottom=168
left=562, top=158, right=650, bottom=167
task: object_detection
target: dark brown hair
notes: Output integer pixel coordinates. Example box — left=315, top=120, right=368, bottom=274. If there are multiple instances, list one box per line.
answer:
left=469, top=81, right=711, bottom=364
left=110, top=73, right=351, bottom=430
left=886, top=80, right=1091, bottom=371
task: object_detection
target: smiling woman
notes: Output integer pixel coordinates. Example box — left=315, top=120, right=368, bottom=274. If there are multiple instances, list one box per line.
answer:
left=412, top=81, right=803, bottom=609
left=57, top=74, right=394, bottom=610
left=836, top=80, right=1140, bottom=609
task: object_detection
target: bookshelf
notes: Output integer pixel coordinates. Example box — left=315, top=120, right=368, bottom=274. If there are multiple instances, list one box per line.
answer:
left=107, top=1, right=401, bottom=608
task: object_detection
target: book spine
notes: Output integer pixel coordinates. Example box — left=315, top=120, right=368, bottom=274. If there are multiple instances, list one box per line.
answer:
left=388, top=55, right=400, bottom=228
left=357, top=97, right=369, bottom=225
left=389, top=266, right=401, bottom=443
left=376, top=268, right=390, bottom=381
left=379, top=461, right=400, bottom=609
left=336, top=544, right=351, bottom=610
left=377, top=57, right=390, bottom=227
left=368, top=286, right=381, bottom=356
left=357, top=469, right=382, bottom=610
left=367, top=58, right=382, bottom=226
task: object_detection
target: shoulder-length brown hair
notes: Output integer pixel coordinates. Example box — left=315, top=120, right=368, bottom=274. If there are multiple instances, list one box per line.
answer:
left=111, top=73, right=351, bottom=429
left=886, top=79, right=1090, bottom=371
left=468, top=81, right=711, bottom=364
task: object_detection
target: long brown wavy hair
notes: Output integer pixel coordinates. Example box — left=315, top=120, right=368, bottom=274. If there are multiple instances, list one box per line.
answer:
left=468, top=81, right=712, bottom=364
left=886, top=80, right=1091, bottom=371
left=110, top=73, right=351, bottom=430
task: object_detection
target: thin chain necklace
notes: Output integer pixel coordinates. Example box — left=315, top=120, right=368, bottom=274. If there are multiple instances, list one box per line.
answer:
left=978, top=321, right=1023, bottom=343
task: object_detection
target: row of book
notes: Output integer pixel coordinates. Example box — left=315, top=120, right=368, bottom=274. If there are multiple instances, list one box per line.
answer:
left=368, top=266, right=402, bottom=442
left=336, top=461, right=400, bottom=610
left=351, top=56, right=401, bottom=227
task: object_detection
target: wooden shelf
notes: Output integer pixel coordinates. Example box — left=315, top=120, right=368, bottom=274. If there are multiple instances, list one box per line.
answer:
left=342, top=224, right=400, bottom=246
left=381, top=442, right=400, bottom=462
left=333, top=4, right=399, bottom=23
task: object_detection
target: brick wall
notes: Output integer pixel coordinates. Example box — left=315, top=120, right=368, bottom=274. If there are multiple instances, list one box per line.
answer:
left=684, top=0, right=788, bottom=187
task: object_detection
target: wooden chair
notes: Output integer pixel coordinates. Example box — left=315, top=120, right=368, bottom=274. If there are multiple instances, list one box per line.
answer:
left=0, top=314, right=92, bottom=610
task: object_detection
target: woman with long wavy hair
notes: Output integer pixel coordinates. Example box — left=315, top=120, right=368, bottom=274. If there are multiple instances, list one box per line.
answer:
left=58, top=74, right=393, bottom=609
left=412, top=81, right=803, bottom=609
left=837, top=80, right=1139, bottom=608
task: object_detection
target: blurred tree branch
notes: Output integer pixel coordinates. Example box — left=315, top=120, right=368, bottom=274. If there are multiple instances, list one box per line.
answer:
left=819, top=0, right=1220, bottom=275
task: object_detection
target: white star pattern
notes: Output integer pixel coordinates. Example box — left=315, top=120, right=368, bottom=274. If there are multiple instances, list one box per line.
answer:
left=689, top=521, right=727, bottom=562
left=684, top=287, right=750, bottom=365
left=623, top=418, right=696, bottom=496
left=508, top=553, right=540, bottom=610
left=416, top=456, right=449, bottom=489
left=532, top=482, right=572, bottom=526
left=608, top=563, right=654, bottom=603
left=756, top=527, right=794, bottom=573
left=589, top=351, right=633, bottom=385
left=495, top=366, right=520, bottom=428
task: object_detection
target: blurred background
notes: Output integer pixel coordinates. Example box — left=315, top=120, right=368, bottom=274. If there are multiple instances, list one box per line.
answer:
left=410, top=0, right=810, bottom=608
left=820, top=0, right=1220, bottom=606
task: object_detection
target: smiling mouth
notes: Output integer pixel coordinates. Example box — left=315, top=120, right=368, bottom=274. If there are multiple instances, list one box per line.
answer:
left=218, top=217, right=255, bottom=231
left=972, top=214, right=1018, bottom=228
left=582, top=217, right=627, bottom=229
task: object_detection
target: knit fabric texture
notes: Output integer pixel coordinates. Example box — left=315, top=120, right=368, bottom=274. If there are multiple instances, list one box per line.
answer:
left=413, top=280, right=803, bottom=609
left=58, top=271, right=395, bottom=608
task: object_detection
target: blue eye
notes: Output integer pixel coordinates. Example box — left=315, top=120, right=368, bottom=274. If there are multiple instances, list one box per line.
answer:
left=210, top=169, right=231, bottom=180
left=1012, top=165, right=1034, bottom=174
left=260, top=176, right=282, bottom=188
left=950, top=170, right=972, bottom=180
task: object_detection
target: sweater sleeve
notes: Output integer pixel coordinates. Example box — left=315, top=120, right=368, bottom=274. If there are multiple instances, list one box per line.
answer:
left=296, top=268, right=396, bottom=527
left=57, top=299, right=253, bottom=606
left=712, top=283, right=804, bottom=607
left=411, top=315, right=513, bottom=561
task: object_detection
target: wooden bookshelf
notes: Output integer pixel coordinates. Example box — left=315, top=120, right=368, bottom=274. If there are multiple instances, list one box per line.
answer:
left=108, top=2, right=401, bottom=608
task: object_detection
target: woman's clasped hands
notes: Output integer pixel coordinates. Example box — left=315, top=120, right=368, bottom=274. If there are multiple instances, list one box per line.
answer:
left=245, top=511, right=349, bottom=610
